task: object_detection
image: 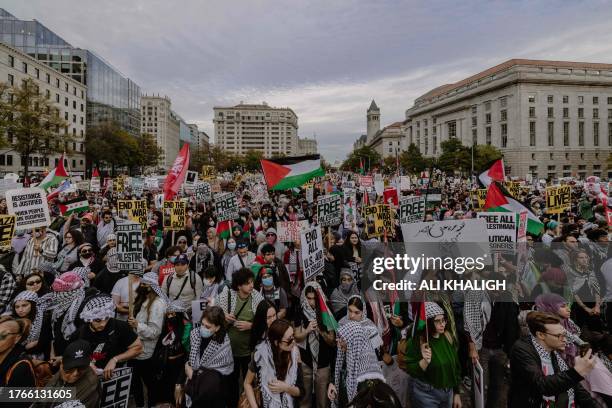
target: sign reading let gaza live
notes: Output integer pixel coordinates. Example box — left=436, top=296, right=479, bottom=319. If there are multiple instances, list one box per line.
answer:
left=546, top=185, right=571, bottom=213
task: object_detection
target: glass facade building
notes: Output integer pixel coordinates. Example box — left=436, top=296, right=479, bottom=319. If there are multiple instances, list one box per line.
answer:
left=0, top=8, right=141, bottom=136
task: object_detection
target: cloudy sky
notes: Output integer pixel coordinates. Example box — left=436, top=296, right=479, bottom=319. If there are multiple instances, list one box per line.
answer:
left=5, top=1, right=612, bottom=162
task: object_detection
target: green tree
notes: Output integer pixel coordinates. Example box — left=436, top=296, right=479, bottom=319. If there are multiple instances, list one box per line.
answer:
left=133, top=133, right=163, bottom=174
left=85, top=122, right=139, bottom=176
left=340, top=145, right=381, bottom=172
left=0, top=79, right=70, bottom=178
left=399, top=143, right=427, bottom=174
left=243, top=149, right=265, bottom=171
left=437, top=139, right=471, bottom=174
left=474, top=144, right=502, bottom=173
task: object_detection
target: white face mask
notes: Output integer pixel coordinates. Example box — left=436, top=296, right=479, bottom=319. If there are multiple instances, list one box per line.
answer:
left=34, top=232, right=42, bottom=238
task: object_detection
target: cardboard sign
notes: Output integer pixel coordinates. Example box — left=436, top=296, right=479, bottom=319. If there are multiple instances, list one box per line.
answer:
left=306, top=186, right=314, bottom=204
left=0, top=215, right=16, bottom=249
left=276, top=220, right=309, bottom=242
left=420, top=187, right=442, bottom=203
left=477, top=212, right=516, bottom=253
left=201, top=165, right=217, bottom=179
left=163, top=201, right=187, bottom=230
left=116, top=222, right=143, bottom=274
left=251, top=183, right=269, bottom=202
left=6, top=187, right=51, bottom=229
left=144, top=177, right=159, bottom=190
left=504, top=181, right=521, bottom=199
left=184, top=171, right=198, bottom=189
left=359, top=175, right=373, bottom=187
left=131, top=178, right=144, bottom=196
left=399, top=196, right=426, bottom=224
left=399, top=176, right=411, bottom=191
left=194, top=182, right=212, bottom=202
left=383, top=187, right=399, bottom=207
left=517, top=210, right=528, bottom=242
left=0, top=179, right=23, bottom=195
left=475, top=189, right=488, bottom=210
left=112, top=179, right=124, bottom=193
left=374, top=174, right=384, bottom=196
left=210, top=180, right=222, bottom=193
left=191, top=299, right=209, bottom=324
left=546, top=185, right=571, bottom=214
left=214, top=192, right=239, bottom=222
left=363, top=204, right=394, bottom=238
left=117, top=200, right=148, bottom=230
left=301, top=225, right=324, bottom=281
left=99, top=367, right=133, bottom=408
left=316, top=194, right=342, bottom=227
left=90, top=177, right=101, bottom=193
left=76, top=180, right=90, bottom=192
left=343, top=190, right=358, bottom=230
left=402, top=219, right=488, bottom=243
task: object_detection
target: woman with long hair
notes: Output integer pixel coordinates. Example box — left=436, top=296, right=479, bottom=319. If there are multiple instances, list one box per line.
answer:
left=405, top=302, right=462, bottom=408
left=127, top=272, right=168, bottom=408
left=342, top=231, right=362, bottom=264
left=338, top=295, right=383, bottom=351
left=0, top=316, right=36, bottom=390
left=55, top=229, right=84, bottom=273
left=221, top=237, right=238, bottom=279
left=244, top=319, right=304, bottom=408
left=567, top=249, right=603, bottom=331
left=15, top=272, right=51, bottom=297
left=206, top=227, right=224, bottom=255
left=10, top=291, right=53, bottom=359
left=250, top=300, right=278, bottom=350
left=184, top=305, right=234, bottom=408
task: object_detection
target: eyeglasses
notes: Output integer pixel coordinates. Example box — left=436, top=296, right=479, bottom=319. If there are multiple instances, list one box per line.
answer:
left=281, top=336, right=295, bottom=345
left=26, top=279, right=42, bottom=286
left=0, top=331, right=19, bottom=341
left=433, top=318, right=447, bottom=325
left=544, top=331, right=567, bottom=341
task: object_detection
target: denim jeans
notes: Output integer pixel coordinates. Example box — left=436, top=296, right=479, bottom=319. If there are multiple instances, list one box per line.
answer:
left=410, top=377, right=453, bottom=408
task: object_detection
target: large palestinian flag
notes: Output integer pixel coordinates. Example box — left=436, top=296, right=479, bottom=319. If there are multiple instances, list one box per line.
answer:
left=38, top=154, right=69, bottom=191
left=484, top=182, right=544, bottom=235
left=478, top=158, right=505, bottom=187
left=260, top=155, right=325, bottom=190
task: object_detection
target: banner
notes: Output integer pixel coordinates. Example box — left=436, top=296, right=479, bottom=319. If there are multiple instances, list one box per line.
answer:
left=306, top=186, right=314, bottom=204
left=504, top=181, right=521, bottom=199
left=398, top=196, right=425, bottom=224
left=201, top=165, right=217, bottom=179
left=276, top=220, right=309, bottom=243
left=300, top=225, right=324, bottom=281
left=76, top=180, right=90, bottom=192
left=421, top=187, right=442, bottom=203
left=90, top=177, right=101, bottom=193
left=144, top=177, right=159, bottom=190
left=6, top=187, right=51, bottom=229
left=99, top=367, right=133, bottom=408
left=214, top=192, right=239, bottom=222
left=545, top=185, right=571, bottom=213
left=316, top=194, right=342, bottom=227
left=116, top=222, right=143, bottom=274
left=117, top=200, right=148, bottom=230
left=402, top=219, right=488, bottom=243
left=162, top=201, right=187, bottom=230
left=363, top=204, right=394, bottom=238
left=477, top=212, right=516, bottom=253
left=194, top=182, right=212, bottom=202
left=359, top=175, right=373, bottom=187
left=343, top=190, right=358, bottom=230
left=475, top=189, right=488, bottom=210
left=0, top=215, right=16, bottom=249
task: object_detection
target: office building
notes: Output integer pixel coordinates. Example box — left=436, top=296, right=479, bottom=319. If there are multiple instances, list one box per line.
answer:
left=141, top=95, right=179, bottom=169
left=297, top=137, right=318, bottom=155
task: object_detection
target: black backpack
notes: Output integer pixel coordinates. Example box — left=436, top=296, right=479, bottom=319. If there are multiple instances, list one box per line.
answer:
left=165, top=270, right=197, bottom=300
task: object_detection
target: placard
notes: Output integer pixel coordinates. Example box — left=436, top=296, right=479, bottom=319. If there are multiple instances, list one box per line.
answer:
left=420, top=187, right=442, bottom=203
left=475, top=189, right=488, bottom=210
left=194, top=182, right=212, bottom=202
left=191, top=299, right=209, bottom=324
left=210, top=180, right=222, bottom=193
left=201, top=165, right=216, bottom=179
left=359, top=175, right=373, bottom=187
left=343, top=190, right=358, bottom=230
left=5, top=187, right=51, bottom=229
left=117, top=200, right=148, bottom=230
left=316, top=194, right=342, bottom=227
left=363, top=204, right=394, bottom=238
left=545, top=185, right=571, bottom=214
left=306, top=186, right=314, bottom=203
left=90, top=177, right=101, bottom=193
left=0, top=215, right=16, bottom=249
left=131, top=178, right=144, bottom=197
left=214, top=192, right=239, bottom=222
left=402, top=219, right=488, bottom=243
left=477, top=212, right=516, bottom=253
left=76, top=180, right=90, bottom=192
left=112, top=179, right=124, bottom=193
left=184, top=171, right=198, bottom=189
left=504, top=181, right=521, bottom=199
left=517, top=210, right=528, bottom=242
left=144, top=177, right=159, bottom=190
left=116, top=222, right=143, bottom=274
left=276, top=220, right=309, bottom=242
left=251, top=183, right=269, bottom=202
left=374, top=174, right=384, bottom=196
left=399, top=196, right=425, bottom=224
left=163, top=201, right=187, bottom=230
left=99, top=367, right=133, bottom=408
left=300, top=225, right=324, bottom=281
left=399, top=176, right=411, bottom=191
left=0, top=179, right=22, bottom=195
left=383, top=187, right=399, bottom=207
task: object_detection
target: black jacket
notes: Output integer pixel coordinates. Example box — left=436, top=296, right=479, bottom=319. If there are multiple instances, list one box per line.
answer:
left=508, top=336, right=597, bottom=408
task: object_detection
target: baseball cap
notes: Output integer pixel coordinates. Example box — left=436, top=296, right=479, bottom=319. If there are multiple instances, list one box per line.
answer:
left=174, top=253, right=190, bottom=265
left=236, top=240, right=248, bottom=249
left=63, top=339, right=92, bottom=370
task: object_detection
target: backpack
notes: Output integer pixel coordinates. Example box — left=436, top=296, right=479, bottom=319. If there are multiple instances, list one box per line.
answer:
left=5, top=357, right=52, bottom=387
left=166, top=270, right=197, bottom=300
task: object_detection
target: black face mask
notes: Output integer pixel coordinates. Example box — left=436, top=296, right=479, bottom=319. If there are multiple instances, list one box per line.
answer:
left=80, top=252, right=93, bottom=259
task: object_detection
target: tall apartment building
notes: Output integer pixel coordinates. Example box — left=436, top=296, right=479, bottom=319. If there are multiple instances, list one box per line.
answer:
left=213, top=102, right=298, bottom=156
left=0, top=9, right=141, bottom=136
left=141, top=95, right=179, bottom=169
left=0, top=42, right=86, bottom=176
left=297, top=137, right=318, bottom=155
left=405, top=59, right=612, bottom=179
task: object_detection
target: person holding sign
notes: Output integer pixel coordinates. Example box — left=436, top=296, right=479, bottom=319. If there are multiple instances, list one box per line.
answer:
left=15, top=226, right=58, bottom=280
left=405, top=302, right=462, bottom=408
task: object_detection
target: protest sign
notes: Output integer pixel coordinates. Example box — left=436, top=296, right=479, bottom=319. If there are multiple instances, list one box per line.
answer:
left=402, top=219, right=488, bottom=243
left=210, top=180, right=222, bottom=193
left=163, top=201, right=187, bottom=230
left=184, top=170, right=198, bottom=189
left=316, top=194, right=342, bottom=227
left=191, top=299, right=210, bottom=324
left=474, top=189, right=488, bottom=210
left=546, top=185, right=571, bottom=213
left=116, top=222, right=143, bottom=274
left=251, top=183, right=269, bottom=202
left=76, top=180, right=90, bottom=192
left=517, top=210, right=528, bottom=242
left=90, top=177, right=101, bottom=192
left=154, top=194, right=164, bottom=210
left=277, top=220, right=309, bottom=242
left=363, top=204, right=394, bottom=238
left=359, top=175, right=373, bottom=187
left=300, top=225, right=324, bottom=281
left=383, top=187, right=399, bottom=207
left=0, top=215, right=16, bottom=249
left=201, top=165, right=216, bottom=179
left=343, top=190, right=358, bottom=230
left=374, top=174, right=384, bottom=196
left=0, top=179, right=22, bottom=195
left=131, top=178, right=144, bottom=196
left=398, top=196, right=425, bottom=224
left=6, top=187, right=51, bottom=229
left=504, top=181, right=521, bottom=199
left=477, top=212, right=516, bottom=253
left=421, top=187, right=442, bottom=203
left=117, top=200, right=148, bottom=230
left=99, top=367, right=132, bottom=408
left=306, top=186, right=314, bottom=203
left=214, top=192, right=239, bottom=222
left=194, top=182, right=212, bottom=202
left=144, top=177, right=159, bottom=190
left=399, top=176, right=411, bottom=191
left=112, top=179, right=124, bottom=193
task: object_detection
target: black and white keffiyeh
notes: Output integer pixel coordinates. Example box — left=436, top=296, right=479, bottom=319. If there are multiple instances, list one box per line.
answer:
left=106, top=247, right=119, bottom=273
left=13, top=291, right=53, bottom=344
left=52, top=288, right=85, bottom=340
left=54, top=400, right=85, bottom=408
left=80, top=294, right=116, bottom=322
left=215, top=286, right=264, bottom=316
left=338, top=294, right=383, bottom=350
left=298, top=281, right=321, bottom=379
left=141, top=272, right=171, bottom=306
left=332, top=321, right=384, bottom=408
left=530, top=335, right=575, bottom=406
left=463, top=290, right=492, bottom=350
left=72, top=267, right=91, bottom=288
left=253, top=340, right=300, bottom=408
left=188, top=329, right=233, bottom=375
left=330, top=269, right=358, bottom=314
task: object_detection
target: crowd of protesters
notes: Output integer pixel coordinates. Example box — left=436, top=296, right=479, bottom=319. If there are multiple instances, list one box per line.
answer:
left=0, top=170, right=610, bottom=408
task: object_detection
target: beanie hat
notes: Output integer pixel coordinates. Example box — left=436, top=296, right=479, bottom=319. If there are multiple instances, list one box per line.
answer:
left=52, top=271, right=84, bottom=292
left=425, top=302, right=445, bottom=319
left=541, top=267, right=567, bottom=285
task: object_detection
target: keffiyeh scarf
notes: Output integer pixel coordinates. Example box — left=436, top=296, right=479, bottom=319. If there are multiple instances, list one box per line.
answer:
left=52, top=288, right=85, bottom=340
left=530, top=335, right=575, bottom=407
left=566, top=266, right=600, bottom=300
left=14, top=291, right=53, bottom=344
left=80, top=295, right=116, bottom=322
left=188, top=330, right=233, bottom=375
left=299, top=282, right=321, bottom=381
left=338, top=295, right=383, bottom=350
left=215, top=286, right=264, bottom=316
left=330, top=273, right=358, bottom=313
left=463, top=290, right=492, bottom=350
left=254, top=340, right=300, bottom=408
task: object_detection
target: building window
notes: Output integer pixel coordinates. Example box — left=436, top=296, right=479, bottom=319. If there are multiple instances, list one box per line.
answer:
left=46, top=73, right=50, bottom=84
left=529, top=107, right=536, bottom=118
left=548, top=122, right=554, bottom=146
left=594, top=122, right=599, bottom=146
left=528, top=95, right=536, bottom=103
left=7, top=74, right=13, bottom=86
left=64, top=97, right=68, bottom=107
left=529, top=121, right=536, bottom=146
left=472, top=116, right=477, bottom=127
left=447, top=121, right=456, bottom=138
left=486, top=126, right=492, bottom=145
left=593, top=96, right=599, bottom=104
left=548, top=107, right=554, bottom=118
left=608, top=97, right=612, bottom=104
left=55, top=94, right=59, bottom=103
left=65, top=83, right=68, bottom=92
left=578, top=95, right=584, bottom=104
left=578, top=121, right=584, bottom=146
left=432, top=137, right=437, bottom=155
left=578, top=108, right=584, bottom=118
left=472, top=129, right=477, bottom=145
left=500, top=109, right=507, bottom=121
left=8, top=55, right=14, bottom=67
left=22, top=62, right=27, bottom=73
left=56, top=78, right=60, bottom=88
left=500, top=97, right=507, bottom=108
left=547, top=95, right=553, bottom=103
left=593, top=108, right=599, bottom=119
left=485, top=101, right=491, bottom=111
left=501, top=124, right=508, bottom=147
left=563, top=122, right=569, bottom=146
left=609, top=123, right=612, bottom=146
left=35, top=68, right=39, bottom=79
left=6, top=155, right=12, bottom=166
left=485, top=113, right=491, bottom=124
left=563, top=95, right=569, bottom=104
left=563, top=107, right=569, bottom=118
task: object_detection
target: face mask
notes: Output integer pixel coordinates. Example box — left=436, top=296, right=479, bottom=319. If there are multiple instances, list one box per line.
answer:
left=34, top=232, right=41, bottom=238
left=228, top=242, right=236, bottom=250
left=341, top=282, right=352, bottom=292
left=200, top=327, right=214, bottom=338
left=262, top=277, right=274, bottom=287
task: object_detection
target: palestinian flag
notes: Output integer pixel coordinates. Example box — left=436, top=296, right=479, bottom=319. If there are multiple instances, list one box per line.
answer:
left=217, top=220, right=232, bottom=239
left=260, top=155, right=325, bottom=190
left=59, top=198, right=89, bottom=216
left=484, top=182, right=544, bottom=235
left=478, top=158, right=505, bottom=187
left=411, top=301, right=426, bottom=337
left=317, top=287, right=338, bottom=331
left=359, top=158, right=365, bottom=175
left=39, top=154, right=69, bottom=191
left=47, top=179, right=73, bottom=202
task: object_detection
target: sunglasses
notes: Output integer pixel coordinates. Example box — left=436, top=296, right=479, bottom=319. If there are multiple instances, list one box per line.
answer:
left=26, top=279, right=42, bottom=286
left=80, top=250, right=92, bottom=254
left=281, top=336, right=295, bottom=345
left=266, top=233, right=275, bottom=237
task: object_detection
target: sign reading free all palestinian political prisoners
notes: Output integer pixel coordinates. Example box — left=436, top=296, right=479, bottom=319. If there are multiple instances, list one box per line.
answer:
left=214, top=192, right=239, bottom=222
left=546, top=185, right=571, bottom=214
left=316, top=194, right=342, bottom=226
left=99, top=367, right=133, bottom=408
left=301, top=225, right=324, bottom=281
left=477, top=212, right=516, bottom=253
left=117, top=200, right=147, bottom=230
left=398, top=196, right=425, bottom=224
left=194, top=182, right=212, bottom=202
left=0, top=215, right=16, bottom=249
left=6, top=187, right=51, bottom=229
left=116, top=222, right=143, bottom=274
left=277, top=220, right=309, bottom=242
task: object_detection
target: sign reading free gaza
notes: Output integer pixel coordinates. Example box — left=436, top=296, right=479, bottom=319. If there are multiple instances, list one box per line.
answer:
left=6, top=187, right=51, bottom=229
